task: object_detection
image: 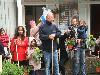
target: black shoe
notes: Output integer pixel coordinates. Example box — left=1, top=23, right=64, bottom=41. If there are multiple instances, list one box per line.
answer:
left=59, top=65, right=65, bottom=75
left=29, top=70, right=35, bottom=75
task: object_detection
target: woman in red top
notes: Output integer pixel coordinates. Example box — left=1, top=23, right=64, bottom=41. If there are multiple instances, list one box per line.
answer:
left=10, top=26, right=28, bottom=66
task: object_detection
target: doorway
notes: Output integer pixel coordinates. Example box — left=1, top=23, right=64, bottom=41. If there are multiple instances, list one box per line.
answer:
left=90, top=4, right=100, bottom=38
left=25, top=5, right=46, bottom=36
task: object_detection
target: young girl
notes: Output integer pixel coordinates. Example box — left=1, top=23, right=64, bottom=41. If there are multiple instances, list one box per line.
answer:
left=30, top=20, right=42, bottom=47
left=0, top=28, right=9, bottom=55
left=27, top=37, right=41, bottom=75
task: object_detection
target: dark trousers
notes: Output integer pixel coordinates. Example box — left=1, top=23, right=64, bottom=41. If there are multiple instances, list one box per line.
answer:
left=29, top=70, right=35, bottom=75
left=29, top=70, right=45, bottom=75
left=59, top=50, right=69, bottom=75
left=59, top=65, right=66, bottom=75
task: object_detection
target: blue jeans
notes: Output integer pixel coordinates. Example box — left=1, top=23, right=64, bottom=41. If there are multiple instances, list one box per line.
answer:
left=72, top=48, right=86, bottom=75
left=43, top=50, right=59, bottom=75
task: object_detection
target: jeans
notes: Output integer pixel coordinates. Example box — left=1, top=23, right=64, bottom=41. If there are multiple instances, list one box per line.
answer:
left=43, top=50, right=59, bottom=75
left=72, top=48, right=86, bottom=75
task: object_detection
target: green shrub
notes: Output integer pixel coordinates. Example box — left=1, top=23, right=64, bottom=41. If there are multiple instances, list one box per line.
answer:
left=1, top=60, right=24, bottom=75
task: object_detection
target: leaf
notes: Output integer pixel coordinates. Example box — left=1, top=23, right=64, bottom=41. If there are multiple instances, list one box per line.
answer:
left=32, top=47, right=43, bottom=64
left=94, top=59, right=100, bottom=67
left=66, top=39, right=75, bottom=45
left=87, top=35, right=96, bottom=47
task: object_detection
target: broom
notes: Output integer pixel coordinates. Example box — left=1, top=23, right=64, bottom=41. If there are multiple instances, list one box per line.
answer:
left=52, top=40, right=54, bottom=75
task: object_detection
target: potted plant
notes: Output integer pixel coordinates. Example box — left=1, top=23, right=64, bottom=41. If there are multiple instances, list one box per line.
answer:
left=87, top=35, right=96, bottom=47
left=94, top=59, right=100, bottom=73
left=32, top=47, right=43, bottom=64
left=87, top=35, right=96, bottom=55
left=66, top=39, right=75, bottom=50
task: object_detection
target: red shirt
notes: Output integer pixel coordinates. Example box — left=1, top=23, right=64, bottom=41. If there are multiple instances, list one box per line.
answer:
left=10, top=37, right=28, bottom=61
left=0, top=33, right=9, bottom=47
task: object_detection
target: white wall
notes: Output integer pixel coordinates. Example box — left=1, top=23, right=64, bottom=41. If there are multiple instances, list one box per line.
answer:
left=0, top=0, right=17, bottom=37
left=78, top=0, right=90, bottom=35
left=17, top=0, right=25, bottom=26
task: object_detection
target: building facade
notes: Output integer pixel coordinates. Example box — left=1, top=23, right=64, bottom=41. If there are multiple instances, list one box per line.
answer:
left=78, top=0, right=100, bottom=38
left=0, top=0, right=100, bottom=38
left=0, top=0, right=17, bottom=37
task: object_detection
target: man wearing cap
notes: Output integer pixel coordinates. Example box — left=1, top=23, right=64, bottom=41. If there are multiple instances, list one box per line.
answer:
left=39, top=12, right=61, bottom=75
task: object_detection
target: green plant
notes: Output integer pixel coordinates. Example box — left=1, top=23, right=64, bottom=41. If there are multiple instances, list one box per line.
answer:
left=27, top=66, right=32, bottom=73
left=0, top=60, right=24, bottom=75
left=87, top=35, right=96, bottom=47
left=94, top=59, right=100, bottom=67
left=66, top=39, right=75, bottom=46
left=32, top=47, right=43, bottom=64
left=94, top=59, right=100, bottom=73
left=95, top=62, right=100, bottom=67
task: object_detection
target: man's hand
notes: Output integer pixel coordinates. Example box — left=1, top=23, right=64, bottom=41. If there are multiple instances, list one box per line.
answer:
left=49, top=34, right=55, bottom=40
left=76, top=39, right=81, bottom=44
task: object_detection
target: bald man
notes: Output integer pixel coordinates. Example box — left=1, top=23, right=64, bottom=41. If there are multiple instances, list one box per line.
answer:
left=39, top=12, right=61, bottom=75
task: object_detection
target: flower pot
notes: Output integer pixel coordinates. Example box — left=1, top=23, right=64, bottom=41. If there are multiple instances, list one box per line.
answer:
left=67, top=45, right=73, bottom=50
left=96, top=67, right=100, bottom=73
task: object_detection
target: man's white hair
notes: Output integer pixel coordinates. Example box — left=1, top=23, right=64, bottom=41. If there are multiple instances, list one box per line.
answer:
left=42, top=7, right=52, bottom=18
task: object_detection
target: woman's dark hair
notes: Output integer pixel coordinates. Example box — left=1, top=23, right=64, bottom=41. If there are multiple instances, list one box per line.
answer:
left=0, top=28, right=5, bottom=34
left=14, top=26, right=25, bottom=41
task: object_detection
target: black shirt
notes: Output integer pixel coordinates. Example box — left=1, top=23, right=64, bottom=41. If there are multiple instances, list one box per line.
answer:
left=39, top=21, right=61, bottom=52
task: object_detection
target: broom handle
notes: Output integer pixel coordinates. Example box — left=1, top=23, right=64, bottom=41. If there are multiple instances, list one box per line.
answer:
left=59, top=48, right=60, bottom=62
left=15, top=39, right=19, bottom=67
left=52, top=40, right=54, bottom=75
left=8, top=37, right=12, bottom=62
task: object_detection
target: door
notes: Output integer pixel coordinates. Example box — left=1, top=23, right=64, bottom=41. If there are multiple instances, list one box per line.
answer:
left=90, top=4, right=100, bottom=38
left=25, top=5, right=46, bottom=36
